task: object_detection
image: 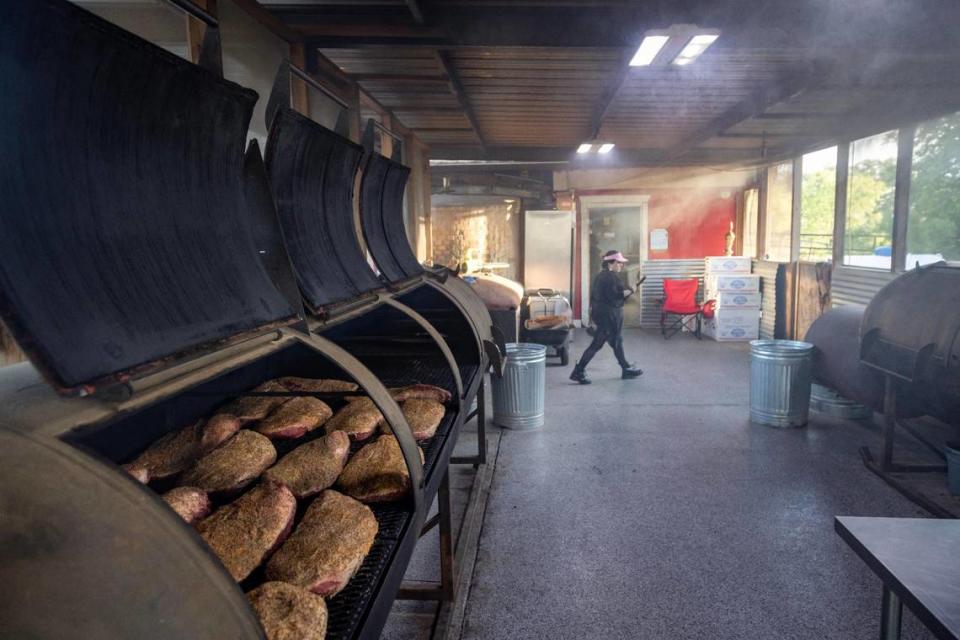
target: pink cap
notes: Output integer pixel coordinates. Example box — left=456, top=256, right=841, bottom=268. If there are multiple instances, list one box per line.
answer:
left=602, top=251, right=628, bottom=263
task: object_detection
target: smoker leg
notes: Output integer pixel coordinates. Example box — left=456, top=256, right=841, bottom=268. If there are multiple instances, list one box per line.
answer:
left=882, top=377, right=897, bottom=472
left=397, top=470, right=456, bottom=602
left=880, top=586, right=902, bottom=640
left=451, top=377, right=487, bottom=467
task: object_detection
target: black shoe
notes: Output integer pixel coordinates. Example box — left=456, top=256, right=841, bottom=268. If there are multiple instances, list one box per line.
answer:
left=569, top=367, right=592, bottom=385
left=621, top=365, right=643, bottom=379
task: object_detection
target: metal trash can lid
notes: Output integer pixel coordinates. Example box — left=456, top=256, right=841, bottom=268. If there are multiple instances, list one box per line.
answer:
left=749, top=339, right=814, bottom=358
left=504, top=342, right=547, bottom=363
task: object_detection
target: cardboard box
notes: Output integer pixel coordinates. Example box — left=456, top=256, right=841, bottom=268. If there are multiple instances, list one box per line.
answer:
left=702, top=309, right=760, bottom=341
left=704, top=256, right=752, bottom=274
left=710, top=291, right=762, bottom=309
left=706, top=274, right=760, bottom=293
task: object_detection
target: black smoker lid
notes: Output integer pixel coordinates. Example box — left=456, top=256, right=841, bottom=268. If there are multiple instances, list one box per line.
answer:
left=360, top=153, right=423, bottom=283
left=0, top=1, right=299, bottom=394
left=265, top=107, right=384, bottom=312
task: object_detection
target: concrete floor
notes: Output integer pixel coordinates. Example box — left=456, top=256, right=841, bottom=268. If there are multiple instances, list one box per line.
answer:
left=386, top=328, right=942, bottom=640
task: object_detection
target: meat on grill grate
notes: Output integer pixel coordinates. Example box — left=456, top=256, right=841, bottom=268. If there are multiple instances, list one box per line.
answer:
left=197, top=481, right=296, bottom=582
left=325, top=397, right=382, bottom=441
left=123, top=414, right=240, bottom=483
left=222, top=380, right=291, bottom=424
left=247, top=582, right=327, bottom=640
left=265, top=490, right=377, bottom=597
left=180, top=430, right=276, bottom=494
left=256, top=396, right=333, bottom=440
left=387, top=384, right=452, bottom=404
left=337, top=435, right=423, bottom=503
left=264, top=431, right=350, bottom=498
left=276, top=377, right=359, bottom=394
left=380, top=399, right=445, bottom=441
left=161, top=486, right=211, bottom=525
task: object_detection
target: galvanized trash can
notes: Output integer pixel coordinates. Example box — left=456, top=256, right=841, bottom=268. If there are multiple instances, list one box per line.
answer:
left=749, top=339, right=815, bottom=428
left=491, top=343, right=546, bottom=429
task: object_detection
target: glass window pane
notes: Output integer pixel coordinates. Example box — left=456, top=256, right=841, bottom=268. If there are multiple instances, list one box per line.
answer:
left=843, top=131, right=898, bottom=269
left=69, top=1, right=190, bottom=60
left=908, top=111, right=960, bottom=264
left=800, top=146, right=837, bottom=262
left=764, top=161, right=793, bottom=262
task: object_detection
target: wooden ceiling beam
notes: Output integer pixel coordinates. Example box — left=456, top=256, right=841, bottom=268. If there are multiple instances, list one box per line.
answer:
left=436, top=51, right=487, bottom=149
left=665, top=69, right=817, bottom=161
left=353, top=73, right=448, bottom=82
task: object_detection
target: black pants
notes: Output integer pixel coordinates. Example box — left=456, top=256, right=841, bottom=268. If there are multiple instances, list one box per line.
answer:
left=577, top=308, right=629, bottom=369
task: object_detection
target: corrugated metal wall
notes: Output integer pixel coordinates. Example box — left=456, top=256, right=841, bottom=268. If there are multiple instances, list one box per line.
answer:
left=638, top=259, right=705, bottom=328
left=831, top=266, right=896, bottom=307
left=753, top=260, right=781, bottom=339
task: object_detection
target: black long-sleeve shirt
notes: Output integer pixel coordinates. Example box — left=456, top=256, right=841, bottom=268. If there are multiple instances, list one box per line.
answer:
left=590, top=269, right=627, bottom=311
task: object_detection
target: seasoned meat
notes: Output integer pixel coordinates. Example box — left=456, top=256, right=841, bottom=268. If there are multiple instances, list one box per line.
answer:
left=199, top=414, right=242, bottom=452
left=388, top=384, right=453, bottom=404
left=222, top=380, right=291, bottom=424
left=256, top=397, right=333, bottom=440
left=337, top=435, right=423, bottom=503
left=264, top=431, right=351, bottom=498
left=265, top=490, right=377, bottom=597
left=325, top=397, right=382, bottom=441
left=161, top=486, right=211, bottom=525
left=247, top=582, right=327, bottom=640
left=180, top=430, right=276, bottom=494
left=380, top=399, right=445, bottom=441
left=197, top=482, right=296, bottom=582
left=123, top=414, right=238, bottom=483
left=277, top=377, right=359, bottom=394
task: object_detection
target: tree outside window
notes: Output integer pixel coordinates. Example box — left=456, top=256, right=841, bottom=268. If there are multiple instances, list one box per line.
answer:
left=799, top=147, right=837, bottom=261
left=843, top=131, right=898, bottom=269
left=908, top=111, right=960, bottom=264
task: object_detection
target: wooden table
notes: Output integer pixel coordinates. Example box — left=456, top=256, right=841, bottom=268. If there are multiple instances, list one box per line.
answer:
left=835, top=517, right=960, bottom=640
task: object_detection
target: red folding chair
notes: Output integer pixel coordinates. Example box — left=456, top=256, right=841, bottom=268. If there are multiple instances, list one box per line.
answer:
left=660, top=278, right=702, bottom=339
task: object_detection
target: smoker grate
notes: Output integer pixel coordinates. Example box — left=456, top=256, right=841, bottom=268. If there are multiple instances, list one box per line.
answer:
left=324, top=535, right=401, bottom=640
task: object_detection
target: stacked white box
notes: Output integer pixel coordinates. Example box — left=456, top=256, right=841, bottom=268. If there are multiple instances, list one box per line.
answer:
left=703, top=256, right=761, bottom=341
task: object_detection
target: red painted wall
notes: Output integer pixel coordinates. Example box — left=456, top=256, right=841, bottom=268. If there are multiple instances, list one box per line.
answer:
left=646, top=192, right=736, bottom=259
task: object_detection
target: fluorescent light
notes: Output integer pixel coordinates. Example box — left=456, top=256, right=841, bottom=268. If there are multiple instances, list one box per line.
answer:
left=597, top=143, right=615, bottom=154
left=577, top=143, right=593, bottom=154
left=629, top=35, right=669, bottom=67
left=673, top=33, right=718, bottom=66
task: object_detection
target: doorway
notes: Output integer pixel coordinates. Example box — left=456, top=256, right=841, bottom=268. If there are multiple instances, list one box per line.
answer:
left=579, top=196, right=649, bottom=325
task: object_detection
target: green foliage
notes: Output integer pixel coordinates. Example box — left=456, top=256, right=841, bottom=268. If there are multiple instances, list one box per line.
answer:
left=908, top=112, right=960, bottom=260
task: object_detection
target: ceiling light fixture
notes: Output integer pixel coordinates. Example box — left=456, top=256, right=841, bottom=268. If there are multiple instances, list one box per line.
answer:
left=577, top=143, right=593, bottom=154
left=629, top=34, right=669, bottom=67
left=597, top=143, right=615, bottom=154
left=673, top=33, right=719, bottom=66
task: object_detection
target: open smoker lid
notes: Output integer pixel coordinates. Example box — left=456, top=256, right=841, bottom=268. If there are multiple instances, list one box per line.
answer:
left=0, top=1, right=299, bottom=394
left=360, top=152, right=424, bottom=283
left=265, top=106, right=385, bottom=312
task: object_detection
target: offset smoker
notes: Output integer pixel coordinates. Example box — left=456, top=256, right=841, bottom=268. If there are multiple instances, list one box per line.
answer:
left=806, top=263, right=960, bottom=512
left=0, top=3, right=494, bottom=639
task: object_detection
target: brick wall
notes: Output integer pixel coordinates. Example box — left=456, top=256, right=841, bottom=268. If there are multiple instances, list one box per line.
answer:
left=431, top=202, right=521, bottom=281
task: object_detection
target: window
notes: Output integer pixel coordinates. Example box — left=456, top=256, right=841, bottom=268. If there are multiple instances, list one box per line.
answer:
left=69, top=1, right=191, bottom=61
left=764, top=161, right=793, bottom=262
left=908, top=111, right=960, bottom=264
left=741, top=188, right=759, bottom=258
left=843, top=131, right=898, bottom=269
left=800, top=146, right=837, bottom=261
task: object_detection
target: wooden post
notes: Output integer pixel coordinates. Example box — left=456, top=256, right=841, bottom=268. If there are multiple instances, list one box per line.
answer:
left=186, top=0, right=218, bottom=73
left=757, top=167, right=769, bottom=260
left=891, top=126, right=914, bottom=273
left=833, top=142, right=850, bottom=267
left=289, top=44, right=310, bottom=117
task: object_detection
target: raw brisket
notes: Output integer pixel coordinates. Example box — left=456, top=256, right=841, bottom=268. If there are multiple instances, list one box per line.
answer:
left=325, top=397, right=382, bottom=441
left=264, top=431, right=350, bottom=498
left=123, top=414, right=240, bottom=483
left=277, top=377, right=359, bottom=394
left=337, top=435, right=422, bottom=503
left=222, top=380, right=291, bottom=424
left=380, top=399, right=445, bottom=441
left=161, top=486, right=211, bottom=525
left=256, top=396, right=333, bottom=440
left=197, top=482, right=296, bottom=582
left=388, top=384, right=452, bottom=404
left=247, top=582, right=327, bottom=640
left=180, top=430, right=276, bottom=494
left=265, top=490, right=377, bottom=597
